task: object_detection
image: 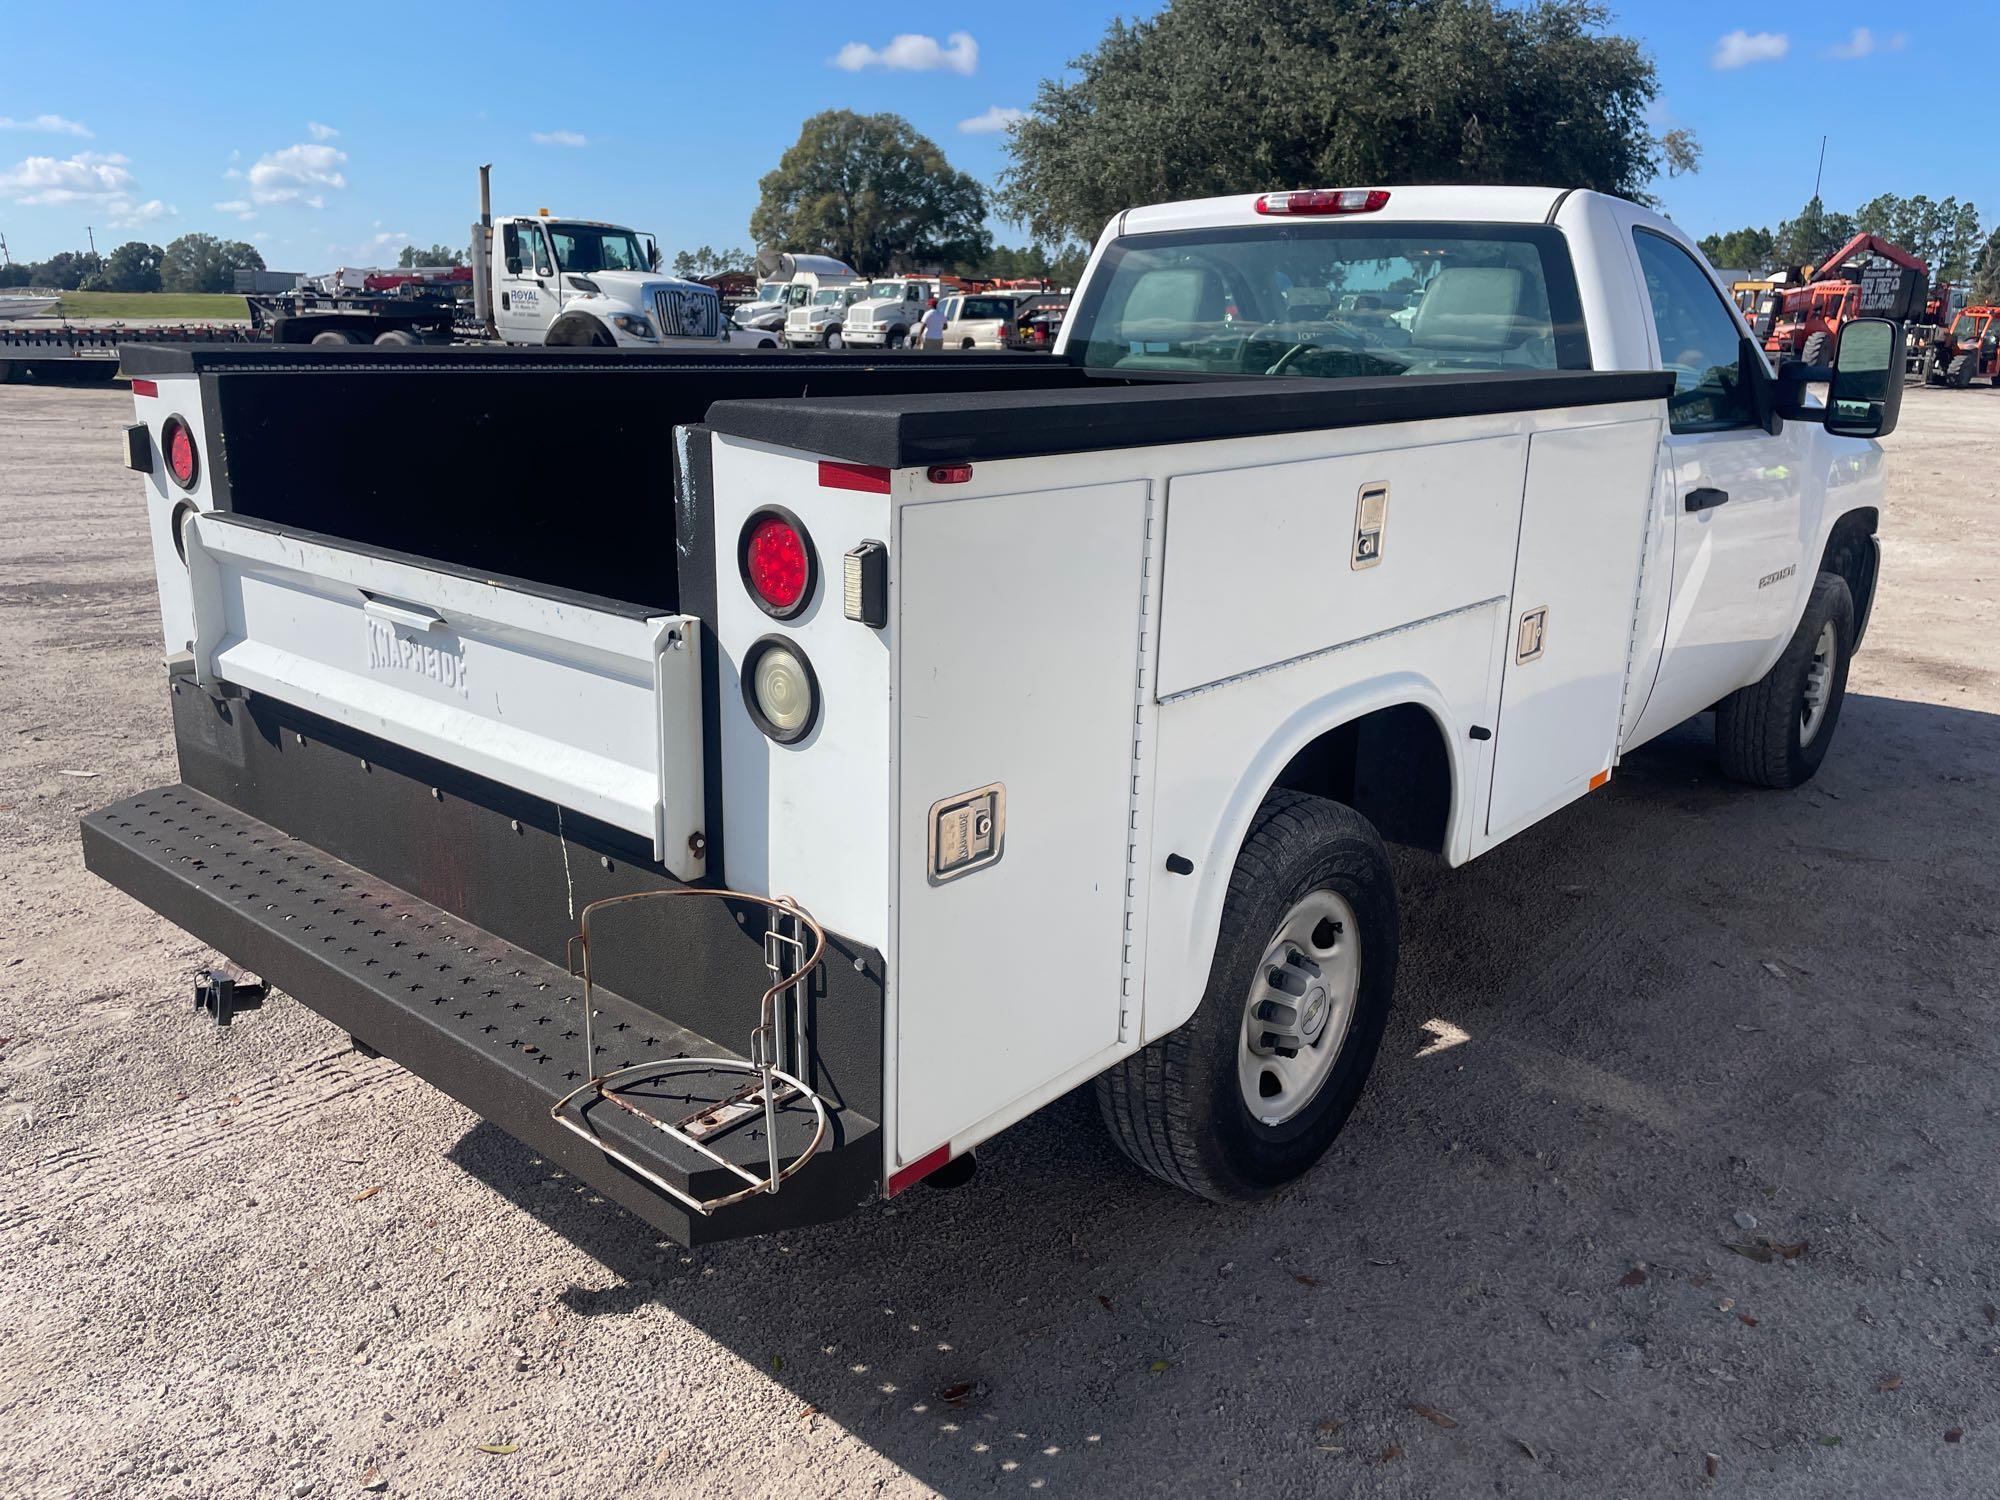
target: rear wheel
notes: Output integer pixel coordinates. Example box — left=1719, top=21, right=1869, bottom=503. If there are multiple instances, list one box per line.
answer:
left=1715, top=572, right=1854, bottom=789
left=309, top=329, right=358, bottom=346
left=1097, top=790, right=1398, bottom=1202
left=372, top=327, right=418, bottom=346
left=1801, top=330, right=1831, bottom=367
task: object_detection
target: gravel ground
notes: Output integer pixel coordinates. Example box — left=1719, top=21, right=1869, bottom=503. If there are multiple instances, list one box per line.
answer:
left=2, top=376, right=1997, bottom=1500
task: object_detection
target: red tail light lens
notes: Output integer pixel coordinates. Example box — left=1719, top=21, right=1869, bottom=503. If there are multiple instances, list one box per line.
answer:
left=740, top=509, right=815, bottom=618
left=1254, top=188, right=1390, bottom=216
left=161, top=416, right=199, bottom=490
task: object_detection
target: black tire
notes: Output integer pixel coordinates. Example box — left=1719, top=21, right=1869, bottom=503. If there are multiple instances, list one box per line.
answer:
left=824, top=327, right=843, bottom=350
left=309, top=329, right=358, bottom=346
left=1801, top=331, right=1831, bottom=367
left=1097, top=790, right=1399, bottom=1202
left=1715, top=572, right=1854, bottom=789
left=372, top=328, right=418, bottom=346
left=546, top=316, right=614, bottom=348
left=1949, top=352, right=1973, bottom=387
left=887, top=326, right=908, bottom=350
left=72, top=361, right=119, bottom=384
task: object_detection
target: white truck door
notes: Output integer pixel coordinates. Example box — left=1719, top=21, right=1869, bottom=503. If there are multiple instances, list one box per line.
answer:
left=495, top=219, right=557, bottom=345
left=1623, top=228, right=1808, bottom=742
left=1485, top=417, right=1662, bottom=842
left=893, top=480, right=1149, bottom=1165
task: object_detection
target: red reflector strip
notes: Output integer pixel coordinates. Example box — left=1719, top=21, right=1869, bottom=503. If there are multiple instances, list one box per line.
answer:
left=926, top=464, right=973, bottom=485
left=130, top=378, right=158, bottom=397
left=819, top=460, right=892, bottom=494
left=1254, top=188, right=1390, bottom=216
left=887, top=1143, right=951, bottom=1197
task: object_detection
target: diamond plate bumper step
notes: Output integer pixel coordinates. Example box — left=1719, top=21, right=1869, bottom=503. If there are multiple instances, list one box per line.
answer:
left=80, top=785, right=878, bottom=1244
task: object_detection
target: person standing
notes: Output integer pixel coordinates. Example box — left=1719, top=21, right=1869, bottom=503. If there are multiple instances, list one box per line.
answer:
left=918, top=296, right=947, bottom=352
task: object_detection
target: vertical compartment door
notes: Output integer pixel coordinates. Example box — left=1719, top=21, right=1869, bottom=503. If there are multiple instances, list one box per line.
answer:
left=1486, top=419, right=1661, bottom=843
left=894, top=481, right=1149, bottom=1162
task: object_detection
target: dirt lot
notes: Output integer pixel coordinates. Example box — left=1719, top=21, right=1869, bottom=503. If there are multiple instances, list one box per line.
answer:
left=2, top=377, right=1997, bottom=1499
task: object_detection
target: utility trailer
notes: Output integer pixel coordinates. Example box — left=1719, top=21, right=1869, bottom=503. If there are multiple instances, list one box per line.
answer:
left=83, top=187, right=1901, bottom=1249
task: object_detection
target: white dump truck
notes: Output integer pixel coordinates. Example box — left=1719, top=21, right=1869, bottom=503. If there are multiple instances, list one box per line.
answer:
left=87, top=185, right=1895, bottom=1245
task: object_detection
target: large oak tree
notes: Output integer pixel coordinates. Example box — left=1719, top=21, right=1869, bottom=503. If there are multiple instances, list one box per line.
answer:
left=998, top=0, right=1687, bottom=249
left=752, top=111, right=990, bottom=272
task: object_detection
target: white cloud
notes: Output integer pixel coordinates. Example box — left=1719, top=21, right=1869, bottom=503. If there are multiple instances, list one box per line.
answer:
left=307, top=120, right=339, bottom=140
left=832, top=31, right=977, bottom=74
left=530, top=129, right=588, bottom=147
left=0, top=113, right=92, bottom=138
left=0, top=150, right=134, bottom=205
left=246, top=141, right=348, bottom=206
left=958, top=105, right=1024, bottom=135
left=106, top=198, right=176, bottom=229
left=214, top=198, right=257, bottom=221
left=1825, top=27, right=1906, bottom=60
left=1711, top=30, right=1789, bottom=69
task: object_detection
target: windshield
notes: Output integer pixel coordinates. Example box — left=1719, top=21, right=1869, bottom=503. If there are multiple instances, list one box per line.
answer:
left=1065, top=222, right=1589, bottom=378
left=546, top=223, right=651, bottom=274
left=1950, top=311, right=1989, bottom=342
left=753, top=281, right=785, bottom=304
left=868, top=281, right=907, bottom=298
left=813, top=288, right=844, bottom=306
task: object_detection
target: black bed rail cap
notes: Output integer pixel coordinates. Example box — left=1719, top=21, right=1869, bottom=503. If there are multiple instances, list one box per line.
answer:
left=703, top=368, right=1676, bottom=469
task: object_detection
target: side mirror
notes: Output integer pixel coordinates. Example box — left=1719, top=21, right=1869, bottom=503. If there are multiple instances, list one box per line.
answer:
left=1825, top=316, right=1902, bottom=439
left=505, top=257, right=524, bottom=276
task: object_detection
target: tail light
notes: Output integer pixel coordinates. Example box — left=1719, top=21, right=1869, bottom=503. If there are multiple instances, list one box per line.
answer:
left=739, top=508, right=815, bottom=618
left=1254, top=188, right=1390, bottom=216
left=161, top=415, right=200, bottom=490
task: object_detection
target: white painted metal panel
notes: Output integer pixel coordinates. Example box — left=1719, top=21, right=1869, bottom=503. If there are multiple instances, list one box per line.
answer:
left=708, top=437, right=893, bottom=949
left=1485, top=419, right=1660, bottom=841
left=893, top=480, right=1148, bottom=1162
left=1156, top=436, right=1528, bottom=699
left=184, top=515, right=705, bottom=877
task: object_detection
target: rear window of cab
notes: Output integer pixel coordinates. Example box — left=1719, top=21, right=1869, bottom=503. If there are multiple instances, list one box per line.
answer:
left=1065, top=221, right=1590, bottom=379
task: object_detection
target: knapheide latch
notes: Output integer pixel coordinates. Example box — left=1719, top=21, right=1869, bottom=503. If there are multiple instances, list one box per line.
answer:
left=928, top=782, right=1005, bottom=885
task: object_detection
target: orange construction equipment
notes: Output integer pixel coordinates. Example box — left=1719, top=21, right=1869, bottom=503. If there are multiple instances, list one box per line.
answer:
left=1764, top=233, right=1929, bottom=366
left=1926, top=305, right=2000, bottom=387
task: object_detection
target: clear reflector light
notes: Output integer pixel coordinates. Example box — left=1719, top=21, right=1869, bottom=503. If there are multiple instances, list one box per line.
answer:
left=752, top=643, right=814, bottom=738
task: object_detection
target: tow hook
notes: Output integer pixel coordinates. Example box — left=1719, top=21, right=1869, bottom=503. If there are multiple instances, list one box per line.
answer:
left=923, top=1150, right=978, bottom=1192
left=194, top=968, right=266, bottom=1027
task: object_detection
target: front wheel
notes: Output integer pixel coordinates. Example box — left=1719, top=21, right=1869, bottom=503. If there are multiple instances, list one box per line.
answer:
left=824, top=327, right=843, bottom=350
left=1097, top=790, right=1398, bottom=1202
left=1715, top=571, right=1854, bottom=788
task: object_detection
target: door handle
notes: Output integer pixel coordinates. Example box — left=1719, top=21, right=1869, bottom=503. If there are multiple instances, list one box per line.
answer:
left=1685, top=486, right=1730, bottom=513
left=363, top=594, right=446, bottom=633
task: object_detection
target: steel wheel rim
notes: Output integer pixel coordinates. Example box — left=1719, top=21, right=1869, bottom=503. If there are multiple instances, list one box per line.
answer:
left=1236, top=889, right=1362, bottom=1126
left=1800, top=621, right=1837, bottom=745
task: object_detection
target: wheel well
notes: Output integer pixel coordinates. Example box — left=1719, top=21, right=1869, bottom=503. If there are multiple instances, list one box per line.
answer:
left=546, top=313, right=611, bottom=347
left=1270, top=703, right=1452, bottom=855
left=1820, top=507, right=1879, bottom=646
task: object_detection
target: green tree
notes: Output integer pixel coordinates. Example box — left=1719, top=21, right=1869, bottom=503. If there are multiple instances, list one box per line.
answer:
left=98, top=241, right=165, bottom=293
left=1696, top=226, right=1775, bottom=273
left=671, top=245, right=753, bottom=278
left=36, top=249, right=102, bottom=291
left=1970, top=225, right=2000, bottom=304
left=752, top=110, right=990, bottom=273
left=397, top=243, right=466, bottom=268
left=1852, top=193, right=1982, bottom=282
left=161, top=233, right=266, bottom=293
left=999, top=0, right=1688, bottom=253
left=1772, top=198, right=1857, bottom=273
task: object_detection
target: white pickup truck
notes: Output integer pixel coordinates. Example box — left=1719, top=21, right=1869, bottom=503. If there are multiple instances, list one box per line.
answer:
left=86, top=185, right=1897, bottom=1245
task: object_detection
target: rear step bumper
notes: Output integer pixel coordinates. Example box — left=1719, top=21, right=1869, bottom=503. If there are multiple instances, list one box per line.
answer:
left=81, top=785, right=880, bottom=1245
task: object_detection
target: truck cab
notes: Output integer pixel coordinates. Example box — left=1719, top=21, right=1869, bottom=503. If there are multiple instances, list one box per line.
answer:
left=841, top=278, right=943, bottom=349
left=784, top=283, right=867, bottom=348
left=481, top=213, right=726, bottom=349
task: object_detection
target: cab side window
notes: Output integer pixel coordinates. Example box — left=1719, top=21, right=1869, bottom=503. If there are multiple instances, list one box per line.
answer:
left=504, top=222, right=549, bottom=278
left=1633, top=230, right=1758, bottom=433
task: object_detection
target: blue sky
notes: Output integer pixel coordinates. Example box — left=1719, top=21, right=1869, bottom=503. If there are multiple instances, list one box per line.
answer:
left=0, top=1, right=1989, bottom=270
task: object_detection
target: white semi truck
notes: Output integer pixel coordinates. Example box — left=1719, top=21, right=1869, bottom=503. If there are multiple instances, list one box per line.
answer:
left=840, top=276, right=946, bottom=349
left=87, top=185, right=1895, bottom=1245
left=737, top=253, right=860, bottom=333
